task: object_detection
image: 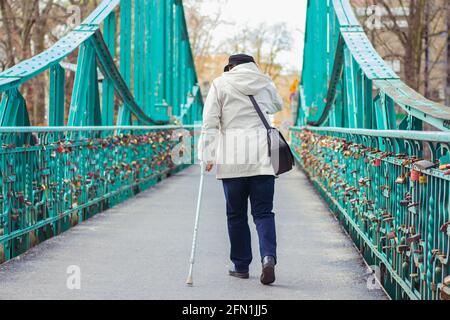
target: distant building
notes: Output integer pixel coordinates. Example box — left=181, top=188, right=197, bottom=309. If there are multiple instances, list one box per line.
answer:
left=350, top=0, right=448, bottom=104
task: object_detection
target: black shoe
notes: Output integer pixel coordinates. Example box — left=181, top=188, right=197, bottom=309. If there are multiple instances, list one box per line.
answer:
left=229, top=267, right=249, bottom=279
left=260, top=256, right=276, bottom=285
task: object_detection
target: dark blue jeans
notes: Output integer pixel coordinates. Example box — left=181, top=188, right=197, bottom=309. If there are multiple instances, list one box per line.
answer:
left=222, top=175, right=277, bottom=272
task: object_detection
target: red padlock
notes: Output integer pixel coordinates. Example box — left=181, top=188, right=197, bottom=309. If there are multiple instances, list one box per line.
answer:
left=411, top=170, right=420, bottom=182
left=373, top=159, right=382, bottom=167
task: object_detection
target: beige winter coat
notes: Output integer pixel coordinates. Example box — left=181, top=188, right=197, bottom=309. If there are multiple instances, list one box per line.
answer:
left=198, top=62, right=283, bottom=179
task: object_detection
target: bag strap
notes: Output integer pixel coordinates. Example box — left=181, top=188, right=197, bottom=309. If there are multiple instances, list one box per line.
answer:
left=249, top=96, right=271, bottom=131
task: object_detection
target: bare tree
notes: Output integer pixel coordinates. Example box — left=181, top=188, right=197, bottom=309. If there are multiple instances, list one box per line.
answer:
left=356, top=0, right=448, bottom=100
left=0, top=0, right=99, bottom=125
left=224, top=23, right=293, bottom=80
left=185, top=0, right=227, bottom=78
left=185, top=0, right=222, bottom=57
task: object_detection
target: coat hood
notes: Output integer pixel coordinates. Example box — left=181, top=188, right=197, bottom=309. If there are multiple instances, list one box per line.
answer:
left=222, top=62, right=273, bottom=96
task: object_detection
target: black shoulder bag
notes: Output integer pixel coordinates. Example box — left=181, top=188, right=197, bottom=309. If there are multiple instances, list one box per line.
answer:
left=249, top=96, right=295, bottom=176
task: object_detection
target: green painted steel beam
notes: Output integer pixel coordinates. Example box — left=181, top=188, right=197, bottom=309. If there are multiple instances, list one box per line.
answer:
left=118, top=0, right=132, bottom=126
left=165, top=0, right=175, bottom=114
left=343, top=47, right=357, bottom=128
left=144, top=0, right=152, bottom=118
left=300, top=0, right=329, bottom=124
left=68, top=42, right=100, bottom=126
left=90, top=31, right=166, bottom=125
left=102, top=11, right=117, bottom=126
left=48, top=64, right=65, bottom=126
left=149, top=0, right=169, bottom=122
left=0, top=89, right=30, bottom=126
left=0, top=125, right=200, bottom=133
left=173, top=1, right=182, bottom=117
left=293, top=126, right=450, bottom=143
left=134, top=0, right=144, bottom=113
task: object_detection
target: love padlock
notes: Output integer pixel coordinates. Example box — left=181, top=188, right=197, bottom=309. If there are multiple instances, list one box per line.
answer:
left=441, top=276, right=450, bottom=300
left=440, top=222, right=450, bottom=233
left=444, top=276, right=450, bottom=287
left=400, top=200, right=410, bottom=207
left=410, top=170, right=420, bottom=182
left=343, top=150, right=352, bottom=158
left=419, top=175, right=427, bottom=185
left=373, top=159, right=382, bottom=167
left=395, top=173, right=408, bottom=185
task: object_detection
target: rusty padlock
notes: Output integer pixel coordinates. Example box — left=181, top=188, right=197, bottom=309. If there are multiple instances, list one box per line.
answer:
left=396, top=173, right=408, bottom=185
left=441, top=276, right=450, bottom=300
left=343, top=150, right=352, bottom=158
left=440, top=222, right=450, bottom=233
left=373, top=158, right=382, bottom=167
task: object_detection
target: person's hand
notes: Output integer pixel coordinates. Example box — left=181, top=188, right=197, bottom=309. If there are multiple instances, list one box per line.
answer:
left=205, top=162, right=214, bottom=172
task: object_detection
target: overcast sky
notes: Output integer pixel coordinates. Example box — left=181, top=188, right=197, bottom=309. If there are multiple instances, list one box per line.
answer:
left=199, top=0, right=307, bottom=73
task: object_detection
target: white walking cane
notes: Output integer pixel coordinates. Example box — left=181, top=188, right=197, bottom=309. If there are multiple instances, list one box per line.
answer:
left=186, top=162, right=206, bottom=286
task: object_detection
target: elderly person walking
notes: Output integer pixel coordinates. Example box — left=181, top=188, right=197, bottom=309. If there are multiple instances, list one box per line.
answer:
left=198, top=54, right=283, bottom=285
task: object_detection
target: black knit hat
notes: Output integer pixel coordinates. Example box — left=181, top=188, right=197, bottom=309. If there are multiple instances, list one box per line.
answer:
left=224, top=54, right=256, bottom=72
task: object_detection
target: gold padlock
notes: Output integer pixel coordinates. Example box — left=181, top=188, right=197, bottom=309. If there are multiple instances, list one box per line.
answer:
left=396, top=174, right=407, bottom=185
left=441, top=276, right=450, bottom=300
left=73, top=180, right=81, bottom=188
left=70, top=212, right=79, bottom=226
left=0, top=244, right=4, bottom=264
left=343, top=150, right=352, bottom=158
left=419, top=175, right=427, bottom=184
left=30, top=230, right=39, bottom=247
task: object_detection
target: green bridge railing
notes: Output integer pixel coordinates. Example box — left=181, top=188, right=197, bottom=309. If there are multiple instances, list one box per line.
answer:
left=0, top=126, right=199, bottom=263
left=297, top=0, right=450, bottom=300
left=290, top=127, right=450, bottom=300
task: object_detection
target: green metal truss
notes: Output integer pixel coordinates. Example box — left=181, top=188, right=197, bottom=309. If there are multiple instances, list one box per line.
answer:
left=0, top=0, right=203, bottom=127
left=299, top=0, right=450, bottom=131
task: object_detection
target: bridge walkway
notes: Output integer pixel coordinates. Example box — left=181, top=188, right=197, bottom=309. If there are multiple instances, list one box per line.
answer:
left=0, top=166, right=387, bottom=300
